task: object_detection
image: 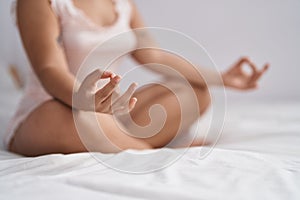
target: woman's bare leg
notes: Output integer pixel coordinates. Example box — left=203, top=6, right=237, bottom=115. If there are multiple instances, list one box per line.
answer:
left=10, top=100, right=152, bottom=156
left=128, top=81, right=211, bottom=148
left=10, top=82, right=210, bottom=156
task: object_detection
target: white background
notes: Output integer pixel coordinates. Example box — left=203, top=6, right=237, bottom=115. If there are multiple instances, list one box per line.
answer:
left=0, top=0, right=299, bottom=102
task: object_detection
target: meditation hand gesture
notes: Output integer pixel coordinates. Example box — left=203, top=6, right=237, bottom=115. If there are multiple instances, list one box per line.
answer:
left=73, top=69, right=137, bottom=114
left=222, top=57, right=269, bottom=90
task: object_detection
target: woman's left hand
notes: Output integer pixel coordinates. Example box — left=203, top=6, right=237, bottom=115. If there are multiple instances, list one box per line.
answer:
left=222, top=57, right=269, bottom=90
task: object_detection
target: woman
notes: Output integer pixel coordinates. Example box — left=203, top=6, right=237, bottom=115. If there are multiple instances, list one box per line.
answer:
left=6, top=0, right=268, bottom=156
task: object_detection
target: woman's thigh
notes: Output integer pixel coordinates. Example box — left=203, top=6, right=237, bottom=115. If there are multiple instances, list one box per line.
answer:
left=10, top=100, right=82, bottom=156
left=10, top=100, right=151, bottom=156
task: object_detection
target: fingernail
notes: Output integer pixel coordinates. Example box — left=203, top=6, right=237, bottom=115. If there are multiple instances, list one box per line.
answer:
left=103, top=71, right=111, bottom=75
left=113, top=75, right=121, bottom=83
left=102, top=71, right=110, bottom=78
left=131, top=82, right=138, bottom=88
left=111, top=72, right=116, bottom=77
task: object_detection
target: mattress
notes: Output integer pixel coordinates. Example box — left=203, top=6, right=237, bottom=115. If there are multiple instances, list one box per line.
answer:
left=0, top=101, right=299, bottom=200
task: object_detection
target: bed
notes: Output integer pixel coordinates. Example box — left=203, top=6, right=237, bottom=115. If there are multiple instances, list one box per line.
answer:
left=0, top=65, right=299, bottom=200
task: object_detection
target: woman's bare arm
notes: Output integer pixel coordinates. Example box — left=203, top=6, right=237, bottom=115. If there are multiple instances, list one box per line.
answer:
left=128, top=1, right=222, bottom=87
left=17, top=0, right=75, bottom=106
left=128, top=1, right=269, bottom=89
left=17, top=0, right=137, bottom=113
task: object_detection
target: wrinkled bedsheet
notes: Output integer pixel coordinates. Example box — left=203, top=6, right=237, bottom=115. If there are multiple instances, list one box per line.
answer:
left=0, top=102, right=300, bottom=200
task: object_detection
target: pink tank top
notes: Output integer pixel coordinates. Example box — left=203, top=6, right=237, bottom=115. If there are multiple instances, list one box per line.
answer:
left=4, top=0, right=137, bottom=149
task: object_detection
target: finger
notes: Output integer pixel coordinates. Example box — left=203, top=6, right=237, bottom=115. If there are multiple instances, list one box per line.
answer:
left=101, top=71, right=115, bottom=79
left=84, top=70, right=114, bottom=84
left=230, top=57, right=251, bottom=74
left=102, top=85, right=121, bottom=102
left=248, top=63, right=270, bottom=83
left=262, top=63, right=270, bottom=72
left=249, top=71, right=263, bottom=83
left=244, top=59, right=259, bottom=76
left=235, top=57, right=247, bottom=65
left=95, top=100, right=111, bottom=113
left=95, top=91, right=120, bottom=113
left=234, top=57, right=259, bottom=75
left=81, top=69, right=102, bottom=90
left=95, top=75, right=121, bottom=102
left=96, top=96, right=112, bottom=114
left=234, top=57, right=250, bottom=68
left=128, top=97, right=138, bottom=111
left=113, top=98, right=138, bottom=115
left=112, top=83, right=137, bottom=108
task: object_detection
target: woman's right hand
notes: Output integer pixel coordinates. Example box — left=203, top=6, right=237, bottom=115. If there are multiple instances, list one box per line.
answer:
left=73, top=69, right=137, bottom=115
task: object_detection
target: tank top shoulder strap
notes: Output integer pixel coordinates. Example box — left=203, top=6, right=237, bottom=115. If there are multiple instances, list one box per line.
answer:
left=115, top=0, right=133, bottom=23
left=49, top=0, right=76, bottom=20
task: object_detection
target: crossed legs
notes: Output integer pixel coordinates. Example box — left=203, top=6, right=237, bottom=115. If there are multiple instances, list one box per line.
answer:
left=10, top=82, right=211, bottom=156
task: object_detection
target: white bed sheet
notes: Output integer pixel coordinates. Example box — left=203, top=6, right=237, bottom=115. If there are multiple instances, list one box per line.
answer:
left=0, top=101, right=300, bottom=200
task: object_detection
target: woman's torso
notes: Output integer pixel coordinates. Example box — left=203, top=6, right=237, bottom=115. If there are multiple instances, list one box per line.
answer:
left=4, top=0, right=137, bottom=148
left=26, top=0, right=137, bottom=99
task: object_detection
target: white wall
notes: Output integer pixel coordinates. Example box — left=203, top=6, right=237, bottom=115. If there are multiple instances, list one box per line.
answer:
left=0, top=0, right=16, bottom=65
left=134, top=0, right=300, bottom=102
left=0, top=0, right=27, bottom=75
left=0, top=0, right=299, bottom=102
